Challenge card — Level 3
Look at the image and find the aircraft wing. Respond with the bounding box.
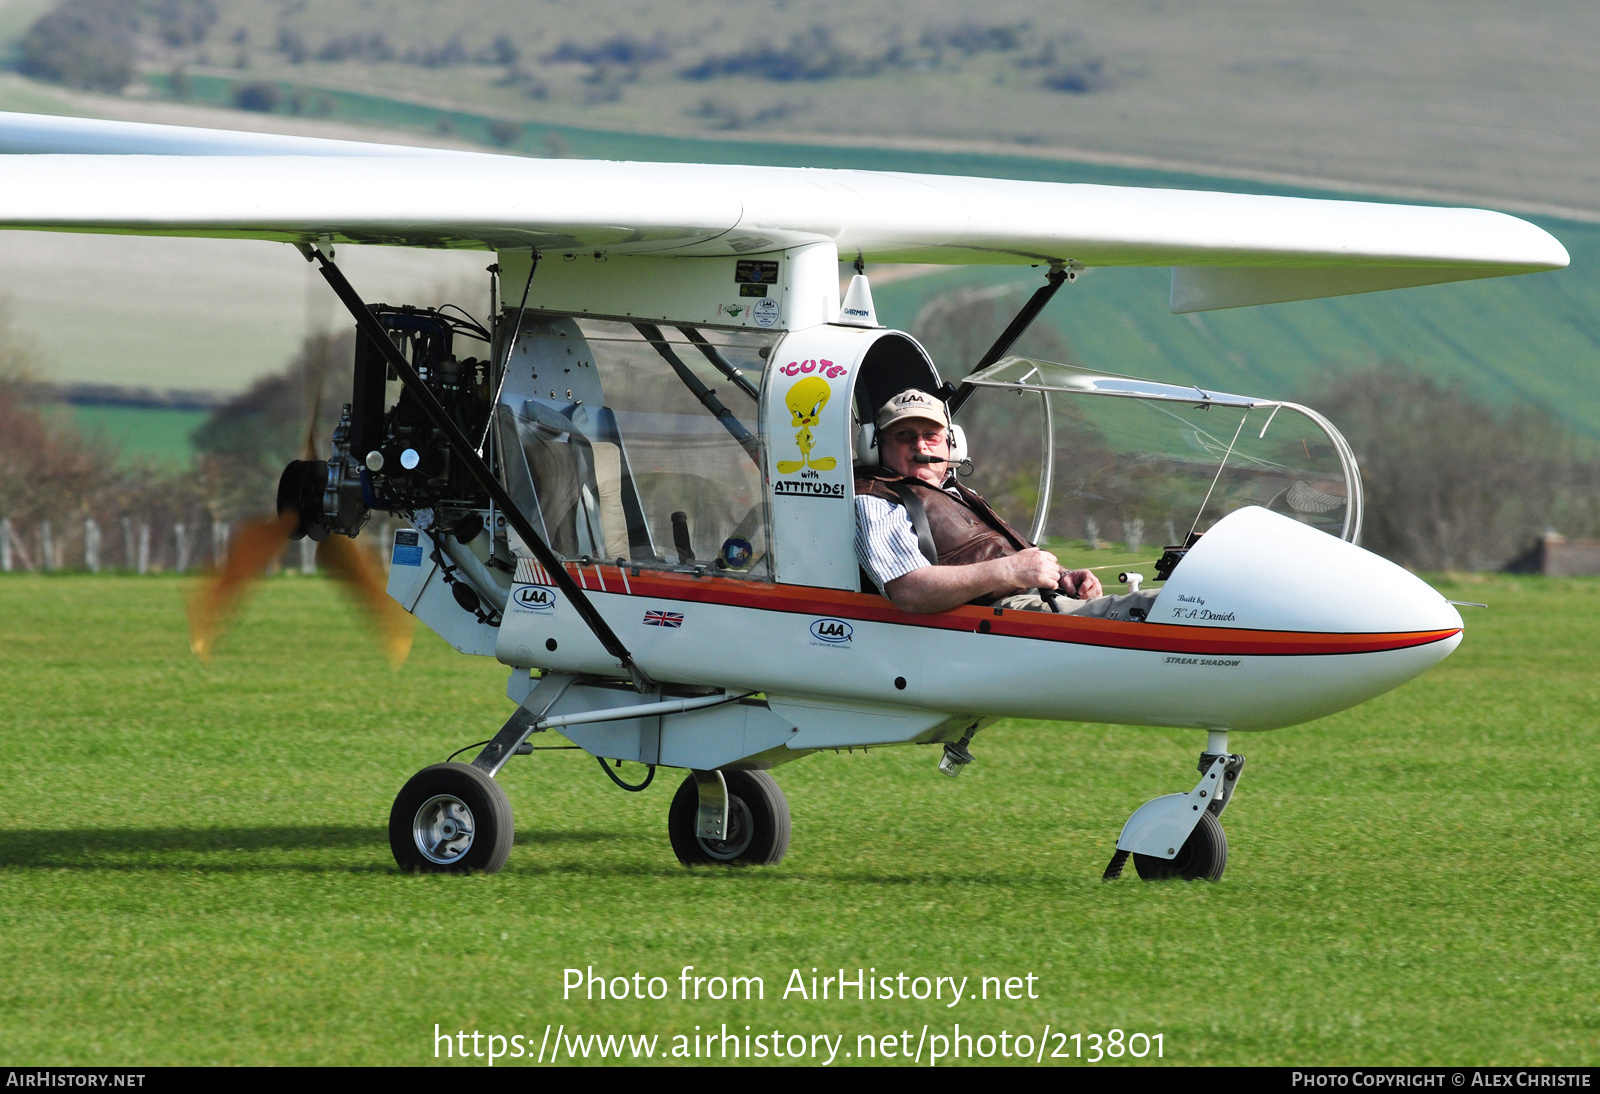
[0,111,1568,311]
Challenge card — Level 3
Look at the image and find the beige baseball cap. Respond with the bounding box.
[875,388,950,432]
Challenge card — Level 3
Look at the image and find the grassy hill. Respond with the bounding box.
[4,64,1599,455]
[56,72,1600,444]
[95,0,1600,218]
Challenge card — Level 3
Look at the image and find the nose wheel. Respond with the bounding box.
[1103,741,1245,882]
[1131,810,1227,881]
[389,762,515,874]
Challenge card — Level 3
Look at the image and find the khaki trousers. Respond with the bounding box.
[991,590,1161,622]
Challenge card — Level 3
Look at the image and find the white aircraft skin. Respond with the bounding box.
[493,507,1461,738]
[0,111,1545,872]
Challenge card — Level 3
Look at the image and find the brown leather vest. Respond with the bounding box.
[855,467,1033,602]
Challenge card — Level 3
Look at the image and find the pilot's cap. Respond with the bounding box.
[875,388,949,432]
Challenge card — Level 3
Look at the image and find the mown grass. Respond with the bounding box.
[0,574,1595,1065]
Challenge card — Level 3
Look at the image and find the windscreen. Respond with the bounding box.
[494,316,777,577]
[957,364,1357,574]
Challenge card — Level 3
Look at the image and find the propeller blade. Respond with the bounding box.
[315,533,415,668]
[186,510,298,661]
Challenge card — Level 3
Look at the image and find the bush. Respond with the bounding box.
[485,119,522,147]
[1042,59,1111,94]
[19,0,136,92]
[19,0,217,91]
[190,331,355,523]
[1305,365,1600,570]
[232,81,280,112]
[681,26,869,82]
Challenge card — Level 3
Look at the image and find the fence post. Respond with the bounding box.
[40,520,54,573]
[84,518,101,573]
[1127,518,1144,554]
[122,517,135,570]
[137,522,150,575]
[299,537,316,575]
[0,517,10,573]
[174,523,190,574]
[212,521,229,568]
[1085,517,1100,550]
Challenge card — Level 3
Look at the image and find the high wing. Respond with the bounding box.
[0,111,1567,311]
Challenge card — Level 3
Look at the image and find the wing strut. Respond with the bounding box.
[634,323,762,462]
[947,264,1072,417]
[675,326,760,401]
[300,244,655,693]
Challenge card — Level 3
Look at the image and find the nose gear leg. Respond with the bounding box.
[1102,733,1246,881]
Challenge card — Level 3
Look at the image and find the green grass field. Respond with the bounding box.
[0,574,1595,1065]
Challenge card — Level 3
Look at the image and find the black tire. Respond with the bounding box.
[668,770,791,866]
[1133,810,1228,881]
[389,762,515,874]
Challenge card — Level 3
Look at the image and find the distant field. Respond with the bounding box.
[0,573,1594,1064]
[67,405,206,467]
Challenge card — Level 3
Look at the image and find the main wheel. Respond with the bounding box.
[668,770,791,866]
[389,762,515,874]
[1133,810,1228,881]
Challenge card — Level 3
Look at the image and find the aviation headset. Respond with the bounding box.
[854,416,968,470]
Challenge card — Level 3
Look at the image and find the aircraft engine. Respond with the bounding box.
[275,304,495,541]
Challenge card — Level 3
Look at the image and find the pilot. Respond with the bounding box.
[855,388,1160,619]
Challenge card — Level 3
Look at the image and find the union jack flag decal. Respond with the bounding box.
[643,610,684,628]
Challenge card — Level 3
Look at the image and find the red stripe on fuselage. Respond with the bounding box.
[555,563,1459,656]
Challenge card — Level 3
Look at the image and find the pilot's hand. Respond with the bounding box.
[1059,569,1102,599]
[1000,548,1062,591]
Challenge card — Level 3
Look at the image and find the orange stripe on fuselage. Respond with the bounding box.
[553,563,1460,657]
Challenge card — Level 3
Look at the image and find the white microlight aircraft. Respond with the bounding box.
[0,111,1568,879]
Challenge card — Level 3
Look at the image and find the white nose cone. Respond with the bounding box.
[1160,506,1462,635]
[836,274,879,327]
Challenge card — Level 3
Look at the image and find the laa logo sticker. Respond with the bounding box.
[809,617,853,646]
[513,586,558,612]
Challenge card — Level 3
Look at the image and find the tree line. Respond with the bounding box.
[2,295,1596,575]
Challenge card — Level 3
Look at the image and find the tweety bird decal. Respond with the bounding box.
[777,376,837,474]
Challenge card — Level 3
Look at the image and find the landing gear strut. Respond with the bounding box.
[1103,730,1246,882]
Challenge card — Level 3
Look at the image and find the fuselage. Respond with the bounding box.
[493,506,1461,734]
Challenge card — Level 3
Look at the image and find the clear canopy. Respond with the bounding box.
[955,356,1362,564]
[493,316,778,577]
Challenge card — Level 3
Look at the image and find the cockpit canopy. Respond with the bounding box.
[494,317,778,577]
[957,356,1362,550]
[493,317,1361,593]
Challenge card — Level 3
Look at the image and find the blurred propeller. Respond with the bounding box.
[187,509,299,661]
[314,534,415,668]
[186,352,413,666]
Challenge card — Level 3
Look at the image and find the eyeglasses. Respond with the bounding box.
[890,429,947,446]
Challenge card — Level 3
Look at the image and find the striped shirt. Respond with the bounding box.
[855,495,930,592]
[856,477,971,592]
